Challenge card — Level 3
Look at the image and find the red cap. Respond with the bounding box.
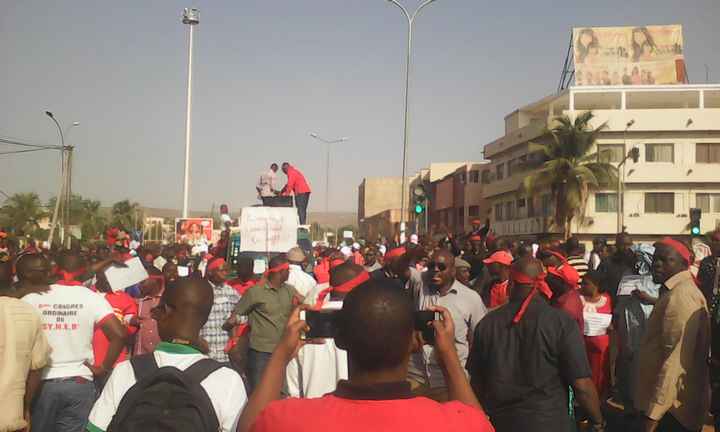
[469,235,483,242]
[207,258,226,272]
[658,237,691,265]
[547,264,580,289]
[483,250,513,266]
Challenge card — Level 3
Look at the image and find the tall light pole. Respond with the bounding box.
[309,133,350,215]
[387,0,439,243]
[181,7,199,218]
[616,119,635,234]
[45,112,79,248]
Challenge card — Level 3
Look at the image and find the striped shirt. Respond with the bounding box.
[567,255,589,282]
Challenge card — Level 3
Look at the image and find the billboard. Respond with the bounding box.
[175,218,213,246]
[573,25,685,86]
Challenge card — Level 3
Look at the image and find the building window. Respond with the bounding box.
[597,144,625,163]
[496,163,505,181]
[481,170,491,184]
[469,205,480,217]
[507,159,515,177]
[504,201,515,220]
[469,170,480,183]
[527,198,536,217]
[541,194,552,217]
[458,172,467,184]
[645,144,674,163]
[494,204,503,221]
[697,193,720,213]
[595,193,618,213]
[645,193,674,213]
[696,143,720,163]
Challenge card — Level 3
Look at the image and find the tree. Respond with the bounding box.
[523,111,618,239]
[111,200,142,230]
[0,192,47,236]
[47,194,107,241]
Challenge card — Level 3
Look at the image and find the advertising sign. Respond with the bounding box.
[573,25,685,86]
[175,218,213,246]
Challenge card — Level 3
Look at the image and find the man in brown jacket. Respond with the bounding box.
[635,237,710,432]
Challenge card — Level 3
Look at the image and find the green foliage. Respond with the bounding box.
[0,192,47,236]
[111,200,142,230]
[523,111,618,239]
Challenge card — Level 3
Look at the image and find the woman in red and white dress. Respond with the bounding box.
[579,270,613,398]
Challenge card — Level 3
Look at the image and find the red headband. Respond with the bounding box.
[547,264,580,289]
[510,268,551,324]
[313,271,370,309]
[659,237,691,265]
[207,258,226,272]
[385,247,406,259]
[264,262,289,276]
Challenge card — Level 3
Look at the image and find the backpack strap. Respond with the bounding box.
[184,358,225,385]
[130,353,159,381]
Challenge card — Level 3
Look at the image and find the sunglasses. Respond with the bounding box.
[428,261,448,272]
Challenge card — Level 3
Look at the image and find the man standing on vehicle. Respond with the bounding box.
[257,163,279,206]
[281,162,312,225]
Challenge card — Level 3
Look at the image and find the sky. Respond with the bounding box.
[2,0,718,213]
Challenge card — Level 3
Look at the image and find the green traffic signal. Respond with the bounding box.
[691,226,701,236]
[415,203,424,214]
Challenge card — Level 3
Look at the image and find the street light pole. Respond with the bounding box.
[181,8,199,218]
[309,133,350,215]
[387,0,439,243]
[46,111,66,249]
[616,119,635,233]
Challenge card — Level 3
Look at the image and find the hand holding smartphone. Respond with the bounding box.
[414,310,441,345]
[300,310,340,339]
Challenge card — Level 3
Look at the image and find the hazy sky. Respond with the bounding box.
[2,0,718,213]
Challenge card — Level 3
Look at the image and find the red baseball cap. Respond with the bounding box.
[483,250,513,266]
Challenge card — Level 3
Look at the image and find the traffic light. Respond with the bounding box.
[690,207,702,236]
[413,185,427,215]
[630,147,640,163]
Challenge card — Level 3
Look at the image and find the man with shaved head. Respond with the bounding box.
[88,277,248,432]
[286,262,367,398]
[467,257,605,432]
[634,238,710,432]
[408,247,487,402]
[237,278,494,432]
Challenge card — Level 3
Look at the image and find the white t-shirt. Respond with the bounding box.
[287,264,317,298]
[285,301,347,398]
[23,284,114,380]
[88,342,247,432]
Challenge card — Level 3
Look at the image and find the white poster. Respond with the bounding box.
[240,207,298,252]
[104,257,149,292]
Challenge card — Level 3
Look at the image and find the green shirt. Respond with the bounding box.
[233,281,297,353]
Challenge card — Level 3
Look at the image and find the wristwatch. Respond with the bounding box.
[590,420,607,432]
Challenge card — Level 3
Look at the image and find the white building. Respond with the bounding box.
[482,84,720,242]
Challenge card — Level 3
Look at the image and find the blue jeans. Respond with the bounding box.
[31,378,96,432]
[246,349,273,394]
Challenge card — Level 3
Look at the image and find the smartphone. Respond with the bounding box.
[300,310,340,339]
[414,310,441,345]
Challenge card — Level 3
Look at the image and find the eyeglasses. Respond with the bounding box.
[428,261,448,272]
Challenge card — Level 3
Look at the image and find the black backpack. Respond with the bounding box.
[107,353,224,432]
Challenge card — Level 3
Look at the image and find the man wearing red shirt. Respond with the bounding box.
[281,162,312,225]
[237,278,495,432]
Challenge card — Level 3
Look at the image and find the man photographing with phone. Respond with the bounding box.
[237,278,495,432]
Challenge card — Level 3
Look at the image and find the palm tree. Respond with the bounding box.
[111,200,142,230]
[79,199,106,241]
[0,192,47,235]
[523,111,618,239]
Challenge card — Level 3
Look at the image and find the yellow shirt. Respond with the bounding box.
[0,297,50,432]
[634,270,710,429]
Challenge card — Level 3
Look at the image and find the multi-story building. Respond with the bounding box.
[483,84,720,242]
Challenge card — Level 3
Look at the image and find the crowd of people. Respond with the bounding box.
[1,221,719,432]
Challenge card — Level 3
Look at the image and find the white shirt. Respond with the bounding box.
[88,342,247,432]
[408,278,487,388]
[23,284,114,380]
[285,301,347,398]
[287,264,317,298]
[257,169,277,197]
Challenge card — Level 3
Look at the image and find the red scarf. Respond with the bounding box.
[511,269,551,324]
[55,269,85,286]
[313,271,370,310]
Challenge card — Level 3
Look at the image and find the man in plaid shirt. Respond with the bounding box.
[200,257,241,363]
